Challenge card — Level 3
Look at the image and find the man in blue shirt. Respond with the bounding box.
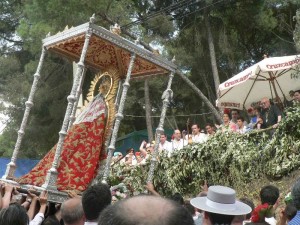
[288,180,300,225]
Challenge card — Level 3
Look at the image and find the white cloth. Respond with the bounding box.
[189,133,207,143]
[185,133,207,143]
[29,213,44,225]
[159,141,172,152]
[84,222,98,225]
[236,126,248,134]
[265,216,276,225]
[171,139,187,152]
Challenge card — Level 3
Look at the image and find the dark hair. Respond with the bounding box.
[237,116,245,122]
[0,203,29,225]
[223,112,232,120]
[240,197,255,220]
[294,90,300,94]
[205,123,213,128]
[98,196,194,225]
[292,180,300,209]
[285,203,297,221]
[183,201,195,216]
[206,211,234,225]
[82,183,112,221]
[160,133,167,138]
[126,148,134,154]
[192,124,200,129]
[170,193,184,205]
[61,198,84,224]
[260,185,279,205]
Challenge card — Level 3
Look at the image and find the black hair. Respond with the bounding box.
[260,185,279,205]
[98,196,194,225]
[237,116,245,122]
[82,183,112,221]
[0,202,29,225]
[206,212,235,225]
[292,179,300,210]
[240,197,255,220]
[285,203,297,221]
[170,193,184,205]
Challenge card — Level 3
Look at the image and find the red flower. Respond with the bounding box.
[251,203,274,223]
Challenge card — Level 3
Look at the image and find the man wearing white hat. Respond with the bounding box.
[190,185,252,225]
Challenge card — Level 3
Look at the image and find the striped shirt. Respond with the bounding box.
[289,211,300,225]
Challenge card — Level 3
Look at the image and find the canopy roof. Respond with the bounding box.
[43,23,177,78]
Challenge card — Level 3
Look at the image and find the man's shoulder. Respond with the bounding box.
[84,222,98,225]
[288,211,300,225]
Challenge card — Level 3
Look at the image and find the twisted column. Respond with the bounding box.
[147,71,175,182]
[67,66,86,131]
[102,52,136,182]
[42,19,94,190]
[2,47,47,180]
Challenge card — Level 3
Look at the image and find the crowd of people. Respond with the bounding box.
[1,179,300,225]
[113,92,300,167]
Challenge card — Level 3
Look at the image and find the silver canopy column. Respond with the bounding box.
[101,48,137,183]
[42,15,95,191]
[2,47,47,181]
[147,67,175,183]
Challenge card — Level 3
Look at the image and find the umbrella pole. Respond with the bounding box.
[268,72,283,110]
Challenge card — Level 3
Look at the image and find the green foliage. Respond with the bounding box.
[110,104,300,197]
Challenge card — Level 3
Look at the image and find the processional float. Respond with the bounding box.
[1,15,177,202]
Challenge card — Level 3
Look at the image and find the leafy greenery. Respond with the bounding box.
[109,104,300,197]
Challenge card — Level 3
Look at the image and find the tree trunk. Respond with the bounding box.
[144,78,154,142]
[204,12,220,96]
[176,69,222,123]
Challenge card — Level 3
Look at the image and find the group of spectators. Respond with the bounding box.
[112,91,300,167]
[2,178,300,225]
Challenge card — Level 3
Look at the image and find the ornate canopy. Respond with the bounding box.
[43,23,177,78]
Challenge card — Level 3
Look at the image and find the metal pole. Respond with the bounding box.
[42,15,95,190]
[2,47,47,180]
[67,66,86,130]
[147,71,175,183]
[102,52,137,182]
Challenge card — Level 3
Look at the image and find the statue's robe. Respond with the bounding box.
[18,94,107,191]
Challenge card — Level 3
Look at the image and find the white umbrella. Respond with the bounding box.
[216,55,300,110]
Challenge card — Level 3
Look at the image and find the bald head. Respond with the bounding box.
[98,196,194,225]
[61,198,85,225]
[261,97,270,109]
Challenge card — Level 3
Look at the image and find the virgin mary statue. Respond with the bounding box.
[18,70,119,192]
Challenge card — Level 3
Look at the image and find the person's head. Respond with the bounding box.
[174,129,181,140]
[61,197,85,225]
[160,134,167,144]
[260,185,280,207]
[261,97,271,109]
[223,113,231,123]
[239,197,255,220]
[0,202,29,225]
[293,90,300,102]
[82,183,112,221]
[289,90,295,98]
[191,124,200,135]
[190,186,251,225]
[236,116,245,129]
[126,148,134,155]
[98,195,194,225]
[205,123,214,135]
[285,203,297,221]
[231,110,239,122]
[292,179,300,210]
[170,193,184,205]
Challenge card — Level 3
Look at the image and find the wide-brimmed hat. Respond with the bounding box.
[190,186,252,216]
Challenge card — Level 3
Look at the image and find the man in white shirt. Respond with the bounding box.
[171,129,187,153]
[159,133,172,154]
[189,124,207,143]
